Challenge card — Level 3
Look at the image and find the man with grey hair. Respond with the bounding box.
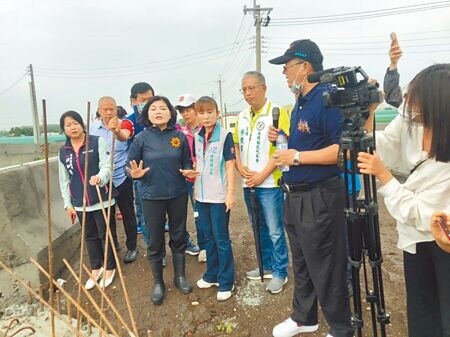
[90,96,138,263]
[233,71,290,294]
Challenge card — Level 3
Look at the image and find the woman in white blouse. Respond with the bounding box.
[358,63,450,337]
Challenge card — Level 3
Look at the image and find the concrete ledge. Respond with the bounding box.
[0,143,62,168]
[0,158,81,310]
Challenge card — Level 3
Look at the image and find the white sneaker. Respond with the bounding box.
[246,267,273,280]
[217,285,234,301]
[85,267,103,290]
[197,278,219,289]
[272,317,318,337]
[198,250,207,263]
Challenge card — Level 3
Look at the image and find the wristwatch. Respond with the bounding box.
[292,151,301,166]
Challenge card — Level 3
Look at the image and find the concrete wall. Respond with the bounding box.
[0,143,62,168]
[0,158,81,310]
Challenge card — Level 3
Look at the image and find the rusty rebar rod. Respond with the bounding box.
[95,184,139,336]
[41,99,56,337]
[29,258,119,337]
[4,318,36,337]
[63,259,135,336]
[0,260,83,337]
[98,132,117,337]
[26,281,33,304]
[76,101,91,331]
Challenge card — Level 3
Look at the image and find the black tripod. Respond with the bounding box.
[341,129,390,337]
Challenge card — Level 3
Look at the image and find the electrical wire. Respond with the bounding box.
[265,29,450,42]
[0,73,27,96]
[267,42,450,51]
[226,97,244,107]
[272,1,450,21]
[267,35,450,46]
[222,48,254,93]
[270,2,450,26]
[35,40,249,74]
[220,14,247,74]
[35,47,250,79]
[265,46,450,56]
[222,20,255,79]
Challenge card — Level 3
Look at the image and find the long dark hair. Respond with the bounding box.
[59,111,86,138]
[405,63,450,162]
[141,96,177,127]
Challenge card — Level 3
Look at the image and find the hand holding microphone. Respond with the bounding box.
[271,107,280,146]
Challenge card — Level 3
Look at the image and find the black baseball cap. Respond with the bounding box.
[269,39,323,71]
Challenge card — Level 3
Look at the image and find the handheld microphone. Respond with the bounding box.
[272,106,280,146]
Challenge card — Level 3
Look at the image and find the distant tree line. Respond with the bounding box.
[7,124,61,137]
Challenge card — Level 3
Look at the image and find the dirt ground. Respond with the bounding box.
[60,180,407,337]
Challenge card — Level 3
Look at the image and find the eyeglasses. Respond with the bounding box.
[239,84,264,94]
[283,62,304,72]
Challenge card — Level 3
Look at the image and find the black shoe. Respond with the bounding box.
[123,249,137,263]
[162,256,167,268]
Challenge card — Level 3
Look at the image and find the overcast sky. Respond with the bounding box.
[0,0,449,130]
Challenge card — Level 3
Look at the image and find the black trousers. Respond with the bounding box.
[283,178,353,337]
[404,241,450,337]
[77,209,116,270]
[142,193,188,262]
[115,177,137,251]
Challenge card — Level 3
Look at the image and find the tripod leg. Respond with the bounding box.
[345,151,365,337]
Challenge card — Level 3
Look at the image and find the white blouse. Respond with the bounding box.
[376,114,450,254]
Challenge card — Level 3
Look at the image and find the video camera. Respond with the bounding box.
[308,66,382,131]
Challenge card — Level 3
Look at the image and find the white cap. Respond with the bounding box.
[175,93,196,110]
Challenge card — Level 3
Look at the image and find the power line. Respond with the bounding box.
[227,97,244,107]
[265,46,450,56]
[271,1,450,21]
[222,20,255,79]
[267,42,450,51]
[270,2,450,26]
[35,47,250,79]
[222,48,254,93]
[220,14,247,74]
[0,73,27,96]
[35,40,250,74]
[265,29,450,42]
[267,35,450,46]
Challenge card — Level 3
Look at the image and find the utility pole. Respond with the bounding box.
[244,1,272,72]
[27,64,40,145]
[223,103,228,130]
[216,75,224,127]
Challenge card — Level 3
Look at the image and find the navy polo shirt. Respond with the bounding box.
[283,84,342,184]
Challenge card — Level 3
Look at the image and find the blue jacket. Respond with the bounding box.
[127,126,193,200]
[59,135,111,208]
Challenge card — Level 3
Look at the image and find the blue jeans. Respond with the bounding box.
[197,202,234,291]
[243,187,288,279]
[186,181,204,249]
[134,180,150,246]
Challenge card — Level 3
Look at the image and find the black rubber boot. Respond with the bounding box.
[172,253,192,294]
[150,260,165,305]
